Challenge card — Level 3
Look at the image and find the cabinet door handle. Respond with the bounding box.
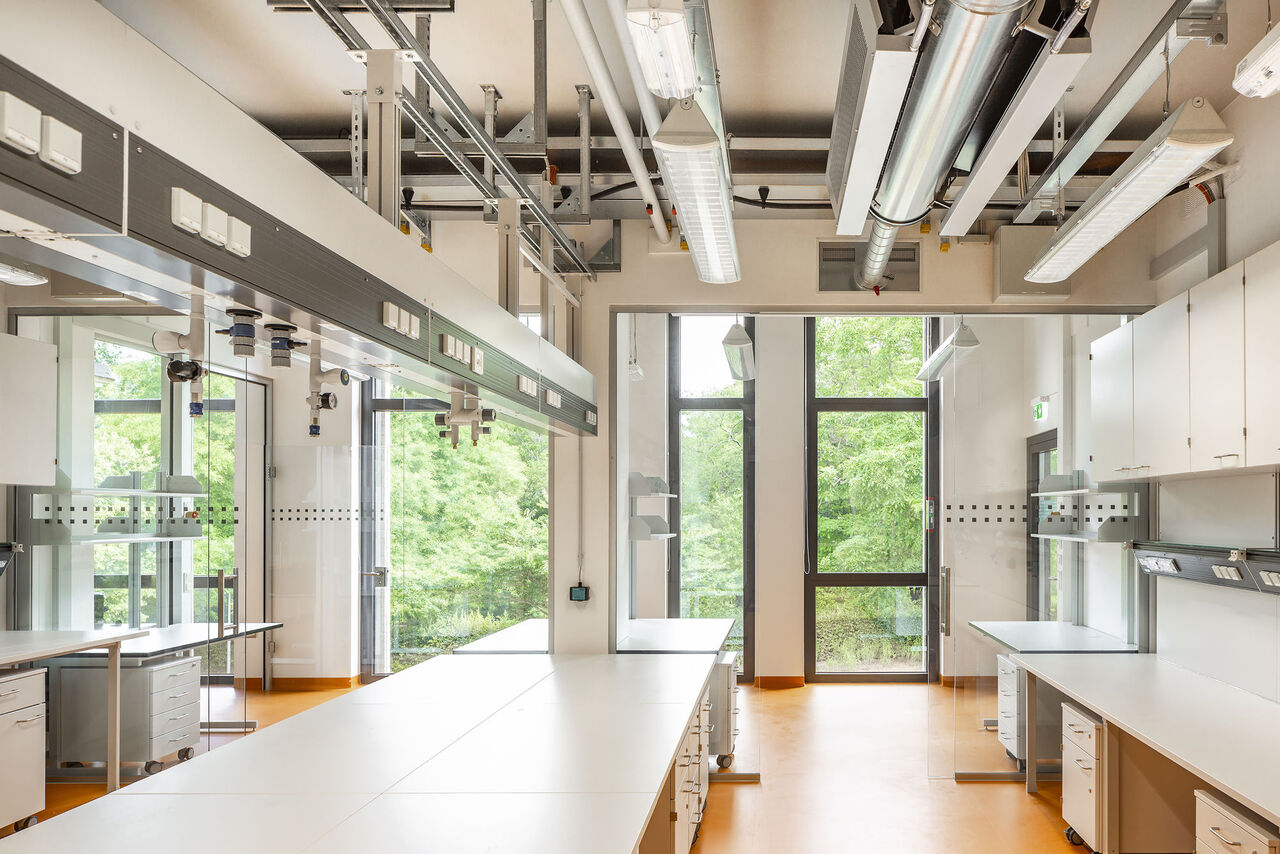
[1213,454,1240,460]
[1209,827,1242,847]
[1067,724,1085,734]
[16,713,45,724]
[1073,758,1092,772]
[0,688,20,698]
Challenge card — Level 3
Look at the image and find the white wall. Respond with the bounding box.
[752,317,806,678]
[623,314,671,621]
[268,367,361,680]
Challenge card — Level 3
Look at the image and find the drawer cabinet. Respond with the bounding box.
[708,650,738,767]
[53,655,202,769]
[0,669,47,831]
[1061,703,1102,852]
[1196,790,1280,854]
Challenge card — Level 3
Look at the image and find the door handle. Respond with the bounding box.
[940,565,951,637]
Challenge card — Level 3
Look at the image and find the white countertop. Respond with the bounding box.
[1,652,716,853]
[107,622,282,658]
[453,618,548,653]
[969,620,1137,654]
[0,628,149,667]
[617,618,736,654]
[1012,653,1280,827]
[453,617,736,655]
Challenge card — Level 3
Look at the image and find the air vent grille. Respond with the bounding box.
[817,240,920,292]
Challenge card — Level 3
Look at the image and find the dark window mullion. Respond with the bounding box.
[815,397,927,413]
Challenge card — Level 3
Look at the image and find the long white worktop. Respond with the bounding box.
[0,628,149,667]
[72,622,284,658]
[0,652,717,853]
[454,617,735,655]
[970,620,1137,654]
[1012,653,1280,827]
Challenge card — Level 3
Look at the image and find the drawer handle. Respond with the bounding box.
[0,688,21,697]
[682,782,702,794]
[1073,758,1092,772]
[1000,713,1013,718]
[15,713,45,724]
[1067,724,1086,734]
[168,736,189,743]
[1213,454,1240,459]
[168,691,191,700]
[167,714,188,722]
[1209,827,1242,847]
[732,728,741,736]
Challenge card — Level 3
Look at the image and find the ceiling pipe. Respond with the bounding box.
[858,0,1031,289]
[559,0,672,243]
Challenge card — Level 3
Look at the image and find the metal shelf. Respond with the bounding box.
[55,487,207,498]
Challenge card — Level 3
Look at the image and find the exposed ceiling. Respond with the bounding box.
[100,0,1266,145]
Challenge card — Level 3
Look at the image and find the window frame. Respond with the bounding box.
[667,314,756,684]
[803,316,941,683]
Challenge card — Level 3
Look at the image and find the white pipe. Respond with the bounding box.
[606,0,663,137]
[559,0,672,242]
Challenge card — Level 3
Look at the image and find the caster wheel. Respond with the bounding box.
[64,761,85,768]
[13,816,37,832]
[1065,827,1084,846]
[716,754,734,769]
[178,747,195,761]
[144,760,164,775]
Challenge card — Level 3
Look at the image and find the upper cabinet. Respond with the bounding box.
[1245,241,1280,468]
[1189,262,1245,471]
[1089,323,1133,481]
[0,333,56,486]
[1132,294,1189,477]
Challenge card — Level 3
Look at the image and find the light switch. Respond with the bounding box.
[170,188,202,233]
[544,389,562,408]
[0,92,40,154]
[408,314,420,340]
[200,203,228,246]
[383,302,399,330]
[226,217,252,257]
[38,115,81,174]
[471,346,484,375]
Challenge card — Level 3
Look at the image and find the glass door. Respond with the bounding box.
[804,317,935,681]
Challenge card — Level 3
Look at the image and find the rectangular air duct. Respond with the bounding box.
[825,0,914,237]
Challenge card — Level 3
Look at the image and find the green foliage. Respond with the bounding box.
[386,412,548,670]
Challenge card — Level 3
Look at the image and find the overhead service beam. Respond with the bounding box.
[356,0,594,276]
[1013,0,1222,223]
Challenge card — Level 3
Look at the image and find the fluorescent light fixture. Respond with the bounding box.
[826,1,915,236]
[0,258,48,287]
[626,0,698,99]
[916,320,979,382]
[653,101,740,284]
[1026,97,1232,284]
[941,40,1091,236]
[722,322,755,381]
[1233,24,1280,98]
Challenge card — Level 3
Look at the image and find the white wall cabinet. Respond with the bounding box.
[1132,294,1189,477]
[1090,324,1133,480]
[1245,240,1280,468]
[1190,262,1246,471]
[0,332,56,486]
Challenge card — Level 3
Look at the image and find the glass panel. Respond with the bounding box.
[93,340,164,487]
[193,371,239,679]
[814,586,924,673]
[678,315,743,398]
[817,411,924,573]
[814,316,924,398]
[384,408,549,671]
[677,409,744,657]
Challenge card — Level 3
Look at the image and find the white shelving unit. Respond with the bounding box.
[1031,470,1145,544]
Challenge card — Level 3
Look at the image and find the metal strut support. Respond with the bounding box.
[356,0,594,277]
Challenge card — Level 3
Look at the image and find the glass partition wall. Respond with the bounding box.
[11,313,265,779]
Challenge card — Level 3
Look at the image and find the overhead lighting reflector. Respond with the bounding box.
[722,322,755,381]
[1025,97,1232,284]
[0,258,48,287]
[626,0,698,99]
[916,320,979,382]
[1233,24,1280,98]
[653,100,740,284]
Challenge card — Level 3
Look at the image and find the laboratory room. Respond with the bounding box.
[2,1,1280,853]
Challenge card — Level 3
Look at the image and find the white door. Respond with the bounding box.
[1246,240,1280,467]
[1089,324,1133,480]
[1189,262,1245,471]
[1132,295,1190,477]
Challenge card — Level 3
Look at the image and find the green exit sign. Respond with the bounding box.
[1032,398,1049,423]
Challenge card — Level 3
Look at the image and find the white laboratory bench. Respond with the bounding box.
[1015,653,1280,850]
[969,620,1137,654]
[0,628,148,801]
[0,652,718,853]
[75,622,284,658]
[453,617,735,655]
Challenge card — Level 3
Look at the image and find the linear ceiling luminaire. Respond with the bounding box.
[940,38,1092,237]
[826,0,915,236]
[0,258,48,286]
[1233,24,1280,98]
[653,100,740,284]
[1025,97,1232,284]
[916,320,979,382]
[626,0,698,99]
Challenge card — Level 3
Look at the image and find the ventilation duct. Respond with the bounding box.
[857,0,1031,289]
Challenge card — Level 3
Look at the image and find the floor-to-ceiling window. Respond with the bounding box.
[668,315,755,680]
[364,384,550,673]
[805,317,939,681]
